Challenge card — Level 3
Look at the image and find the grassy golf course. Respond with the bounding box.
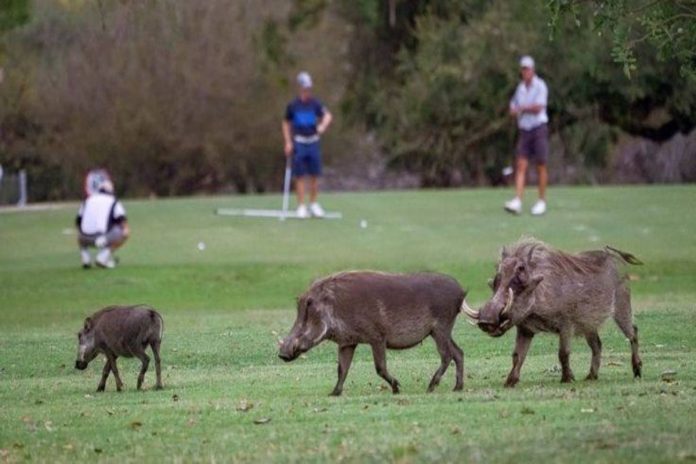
[1,185,695,463]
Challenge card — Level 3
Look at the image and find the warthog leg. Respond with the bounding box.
[505,327,534,388]
[613,286,642,378]
[584,332,602,380]
[559,329,575,383]
[151,340,163,390]
[449,337,464,391]
[370,342,400,394]
[97,359,112,392]
[330,344,357,396]
[427,331,454,393]
[135,351,150,390]
[105,352,124,391]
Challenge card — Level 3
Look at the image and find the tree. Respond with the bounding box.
[548,0,696,78]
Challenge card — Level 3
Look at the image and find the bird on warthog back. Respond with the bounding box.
[278,271,470,396]
[462,238,643,387]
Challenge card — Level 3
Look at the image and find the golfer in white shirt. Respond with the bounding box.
[505,55,549,216]
[76,179,129,269]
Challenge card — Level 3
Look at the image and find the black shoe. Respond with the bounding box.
[82,264,92,270]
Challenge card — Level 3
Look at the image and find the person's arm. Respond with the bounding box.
[520,82,547,114]
[112,201,129,237]
[75,203,84,229]
[317,109,332,135]
[519,103,545,114]
[509,90,520,117]
[282,120,293,157]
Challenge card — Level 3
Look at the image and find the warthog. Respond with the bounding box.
[462,239,643,387]
[278,271,468,396]
[75,305,164,391]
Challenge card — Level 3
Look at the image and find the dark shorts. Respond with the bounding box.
[78,225,125,248]
[293,141,322,177]
[516,124,549,165]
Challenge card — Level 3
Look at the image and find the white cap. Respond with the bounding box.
[99,179,114,194]
[519,55,535,69]
[297,71,312,89]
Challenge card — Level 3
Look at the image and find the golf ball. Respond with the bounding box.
[360,220,368,229]
[197,241,206,251]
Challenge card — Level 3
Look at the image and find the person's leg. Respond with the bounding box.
[535,124,549,202]
[536,164,547,201]
[515,156,528,199]
[307,142,325,217]
[106,226,128,251]
[77,234,94,268]
[295,177,306,205]
[309,176,318,204]
[292,142,308,208]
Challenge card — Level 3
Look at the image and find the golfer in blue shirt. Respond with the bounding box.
[282,72,333,218]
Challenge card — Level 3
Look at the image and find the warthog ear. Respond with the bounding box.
[527,275,543,291]
[526,245,539,266]
[500,246,509,260]
[83,317,93,331]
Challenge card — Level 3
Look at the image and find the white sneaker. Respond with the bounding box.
[96,248,116,269]
[309,202,325,218]
[504,197,522,215]
[531,200,547,216]
[296,204,309,219]
[80,248,92,269]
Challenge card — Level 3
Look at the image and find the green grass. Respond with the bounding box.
[1,185,695,463]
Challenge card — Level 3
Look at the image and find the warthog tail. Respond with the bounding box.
[605,246,643,265]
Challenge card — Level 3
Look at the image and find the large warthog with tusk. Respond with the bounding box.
[462,238,643,387]
[278,271,469,396]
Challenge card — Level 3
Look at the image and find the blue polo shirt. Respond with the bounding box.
[285,97,325,137]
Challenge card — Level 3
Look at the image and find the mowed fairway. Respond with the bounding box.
[1,185,695,463]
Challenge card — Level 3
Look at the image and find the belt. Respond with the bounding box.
[293,134,320,144]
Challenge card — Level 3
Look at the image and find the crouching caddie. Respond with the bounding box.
[76,179,129,269]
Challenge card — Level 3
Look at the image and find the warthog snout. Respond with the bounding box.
[75,360,88,370]
[462,288,514,337]
[278,337,300,362]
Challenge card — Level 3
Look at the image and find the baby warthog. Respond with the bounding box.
[278,271,468,396]
[75,305,164,392]
[462,238,643,387]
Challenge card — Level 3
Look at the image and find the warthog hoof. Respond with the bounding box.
[391,381,400,394]
[633,362,642,378]
[453,384,463,392]
[155,384,164,391]
[96,386,105,392]
[329,389,342,397]
[585,372,598,381]
[560,374,575,383]
[504,377,519,388]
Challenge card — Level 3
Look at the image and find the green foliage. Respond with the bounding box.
[0,0,29,33]
[548,0,696,78]
[342,0,696,186]
[1,187,696,461]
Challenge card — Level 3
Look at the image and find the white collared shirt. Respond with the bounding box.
[510,75,548,130]
[78,192,126,234]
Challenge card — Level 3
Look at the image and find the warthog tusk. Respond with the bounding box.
[466,319,478,326]
[500,319,511,329]
[501,288,514,315]
[460,299,479,319]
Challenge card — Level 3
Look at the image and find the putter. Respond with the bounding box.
[280,156,292,221]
